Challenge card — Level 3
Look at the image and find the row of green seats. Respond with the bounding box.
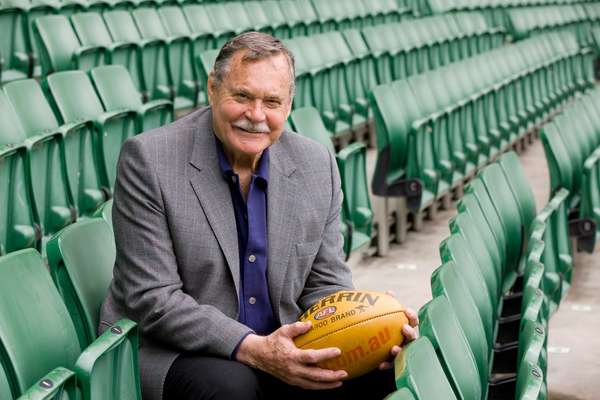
[370,31,593,217]
[541,86,600,251]
[288,106,374,257]
[0,238,140,400]
[506,5,592,44]
[0,65,173,256]
[389,152,571,399]
[419,0,593,15]
[0,0,412,87]
[361,12,505,84]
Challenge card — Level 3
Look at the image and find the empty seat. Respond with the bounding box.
[70,12,143,94]
[0,249,140,400]
[46,218,116,349]
[93,199,113,228]
[419,296,482,400]
[90,65,174,133]
[4,79,106,217]
[0,87,74,246]
[33,14,106,77]
[45,70,137,189]
[394,337,458,400]
[0,0,31,83]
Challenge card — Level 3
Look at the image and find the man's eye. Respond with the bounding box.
[265,100,281,108]
[235,93,249,101]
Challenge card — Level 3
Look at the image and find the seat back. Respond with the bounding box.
[47,219,116,350]
[289,107,335,153]
[394,337,458,400]
[0,249,81,395]
[70,12,112,47]
[90,65,143,111]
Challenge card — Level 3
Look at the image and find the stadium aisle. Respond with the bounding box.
[353,138,600,399]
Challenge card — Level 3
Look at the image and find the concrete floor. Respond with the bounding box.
[352,138,600,399]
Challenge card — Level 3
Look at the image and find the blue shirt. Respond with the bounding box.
[216,139,278,337]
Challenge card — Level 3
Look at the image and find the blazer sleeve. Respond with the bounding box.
[297,148,354,310]
[111,137,252,357]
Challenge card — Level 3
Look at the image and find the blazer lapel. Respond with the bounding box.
[267,138,298,321]
[188,111,240,296]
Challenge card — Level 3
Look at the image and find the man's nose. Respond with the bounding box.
[245,100,266,122]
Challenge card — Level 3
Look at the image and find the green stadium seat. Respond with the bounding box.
[419,296,482,400]
[287,0,320,36]
[195,48,219,104]
[180,5,216,51]
[46,218,116,349]
[337,142,374,253]
[243,2,273,35]
[45,70,137,190]
[276,0,306,38]
[260,1,291,39]
[394,337,458,400]
[93,199,113,228]
[103,10,171,103]
[540,122,575,205]
[430,262,489,391]
[203,3,238,48]
[0,249,140,400]
[70,12,143,95]
[33,15,107,77]
[289,107,334,152]
[385,388,416,400]
[0,105,39,255]
[581,150,600,243]
[90,65,174,133]
[132,7,198,110]
[516,361,544,400]
[0,88,73,246]
[0,0,31,83]
[341,29,377,119]
[4,79,106,218]
[439,234,494,346]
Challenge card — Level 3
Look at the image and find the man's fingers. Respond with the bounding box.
[295,364,347,383]
[294,378,344,391]
[378,361,393,370]
[296,347,342,364]
[402,324,418,342]
[390,345,401,356]
[281,321,312,338]
[404,307,419,327]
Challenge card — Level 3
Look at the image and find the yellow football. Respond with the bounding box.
[294,290,408,380]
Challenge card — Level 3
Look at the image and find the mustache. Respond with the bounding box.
[233,118,270,134]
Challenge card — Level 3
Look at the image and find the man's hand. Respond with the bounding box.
[235,321,348,389]
[378,291,419,370]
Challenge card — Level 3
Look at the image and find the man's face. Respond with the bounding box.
[208,51,293,162]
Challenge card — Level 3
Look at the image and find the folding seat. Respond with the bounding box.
[370,82,435,213]
[430,262,490,392]
[93,199,113,228]
[70,12,143,97]
[439,234,495,345]
[103,10,171,103]
[132,7,198,110]
[0,0,31,83]
[180,4,216,53]
[4,79,106,218]
[46,218,115,349]
[33,15,107,77]
[385,388,416,400]
[90,65,174,133]
[0,249,140,400]
[0,87,73,249]
[242,1,273,36]
[203,3,239,49]
[342,29,378,120]
[289,107,335,151]
[283,0,320,36]
[580,150,600,243]
[284,37,313,111]
[540,122,575,200]
[0,107,39,256]
[419,296,482,400]
[259,1,291,39]
[337,143,373,253]
[361,24,395,84]
[45,70,137,189]
[195,48,219,101]
[516,361,544,400]
[269,0,304,38]
[311,0,340,32]
[344,0,369,29]
[394,337,459,400]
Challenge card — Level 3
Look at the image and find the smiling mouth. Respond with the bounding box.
[234,126,268,134]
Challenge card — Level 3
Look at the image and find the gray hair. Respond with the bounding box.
[211,31,296,98]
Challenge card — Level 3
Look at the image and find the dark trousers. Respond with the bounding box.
[163,354,396,400]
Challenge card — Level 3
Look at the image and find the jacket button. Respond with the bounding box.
[248,254,256,263]
[248,297,257,305]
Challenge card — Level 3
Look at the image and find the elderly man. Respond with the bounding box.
[99,32,417,400]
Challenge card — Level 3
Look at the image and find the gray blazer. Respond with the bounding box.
[99,107,354,400]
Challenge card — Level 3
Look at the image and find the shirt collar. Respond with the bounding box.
[215,137,270,186]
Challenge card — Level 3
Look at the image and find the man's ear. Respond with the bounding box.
[207,73,216,105]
